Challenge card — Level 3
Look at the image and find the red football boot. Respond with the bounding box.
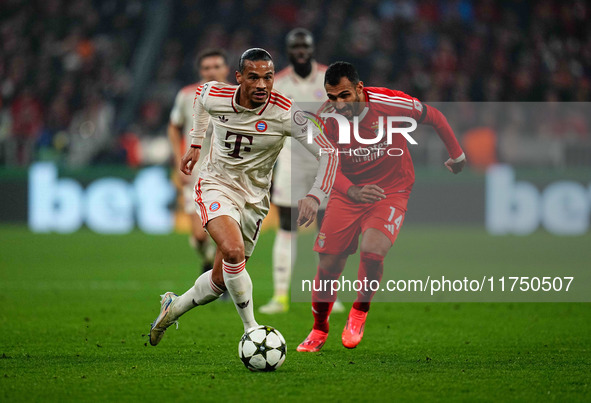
[297,329,328,352]
[342,308,368,349]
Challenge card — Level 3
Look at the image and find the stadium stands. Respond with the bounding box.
[1,0,589,167]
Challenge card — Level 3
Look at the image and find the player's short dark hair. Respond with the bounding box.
[196,48,228,68]
[238,48,273,73]
[286,28,314,47]
[324,61,360,87]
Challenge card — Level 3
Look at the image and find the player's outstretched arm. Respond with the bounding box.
[444,156,466,174]
[181,82,211,176]
[419,104,466,174]
[180,146,200,175]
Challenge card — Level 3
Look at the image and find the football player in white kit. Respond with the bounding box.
[259,29,344,314]
[149,48,338,346]
[168,49,229,273]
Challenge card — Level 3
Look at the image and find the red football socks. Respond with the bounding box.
[312,266,341,333]
[352,252,384,313]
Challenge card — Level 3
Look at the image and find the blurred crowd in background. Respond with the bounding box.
[1,0,590,168]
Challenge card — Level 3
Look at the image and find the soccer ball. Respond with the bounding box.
[238,325,286,372]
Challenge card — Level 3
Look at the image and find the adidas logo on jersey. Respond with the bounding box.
[218,115,228,122]
[384,224,396,235]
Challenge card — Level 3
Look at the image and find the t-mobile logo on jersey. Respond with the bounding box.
[225,132,253,159]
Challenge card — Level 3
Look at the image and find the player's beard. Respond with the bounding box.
[291,55,312,78]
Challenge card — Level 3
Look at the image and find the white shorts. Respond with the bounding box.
[194,179,269,257]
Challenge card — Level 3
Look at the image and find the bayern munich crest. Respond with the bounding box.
[255,121,267,132]
[209,201,221,212]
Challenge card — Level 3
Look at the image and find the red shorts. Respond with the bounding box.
[314,192,408,255]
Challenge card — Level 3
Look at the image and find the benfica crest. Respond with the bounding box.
[317,233,326,248]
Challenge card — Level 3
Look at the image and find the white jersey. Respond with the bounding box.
[170,82,211,173]
[274,61,328,170]
[190,81,337,204]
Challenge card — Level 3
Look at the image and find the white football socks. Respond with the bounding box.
[272,229,296,298]
[172,270,223,317]
[223,259,258,331]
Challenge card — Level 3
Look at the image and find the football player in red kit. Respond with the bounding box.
[297,62,466,352]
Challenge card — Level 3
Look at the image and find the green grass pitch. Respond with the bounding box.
[0,225,589,402]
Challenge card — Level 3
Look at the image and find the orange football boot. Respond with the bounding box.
[297,329,328,352]
[342,308,368,349]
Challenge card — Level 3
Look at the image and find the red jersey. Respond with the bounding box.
[320,87,463,197]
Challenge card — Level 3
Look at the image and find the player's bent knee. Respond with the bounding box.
[360,251,385,265]
[319,253,347,274]
[360,245,389,257]
[360,229,392,256]
[221,245,245,264]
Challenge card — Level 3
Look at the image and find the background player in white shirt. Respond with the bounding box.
[168,49,230,273]
[149,48,338,346]
[260,29,344,314]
